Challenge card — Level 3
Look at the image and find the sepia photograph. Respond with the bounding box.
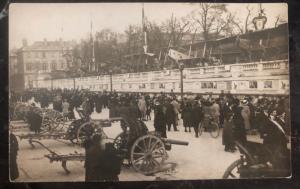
[8,2,290,182]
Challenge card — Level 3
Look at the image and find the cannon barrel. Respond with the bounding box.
[162,138,189,146]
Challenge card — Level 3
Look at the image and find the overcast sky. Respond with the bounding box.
[9,3,288,49]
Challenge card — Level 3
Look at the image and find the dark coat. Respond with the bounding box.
[261,118,289,168]
[27,110,42,133]
[191,105,203,127]
[222,119,234,146]
[95,94,103,113]
[10,133,19,180]
[182,103,193,128]
[85,142,121,182]
[154,105,167,138]
[40,94,49,108]
[165,103,176,124]
[85,143,103,181]
[232,106,246,144]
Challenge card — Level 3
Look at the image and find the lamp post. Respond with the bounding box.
[109,70,113,92]
[179,62,184,102]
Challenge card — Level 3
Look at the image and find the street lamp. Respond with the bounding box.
[109,69,113,92]
[179,62,184,102]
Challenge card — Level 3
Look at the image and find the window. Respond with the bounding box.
[249,81,257,89]
[129,84,132,88]
[159,83,165,89]
[42,52,46,58]
[51,60,57,70]
[140,83,146,89]
[264,81,272,88]
[26,63,32,71]
[201,82,217,89]
[42,62,47,71]
[150,83,155,89]
[61,62,64,69]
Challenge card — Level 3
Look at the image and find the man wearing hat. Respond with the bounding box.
[240,99,251,131]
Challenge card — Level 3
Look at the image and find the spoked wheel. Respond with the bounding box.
[41,116,52,132]
[198,122,204,136]
[76,122,97,145]
[52,115,66,131]
[67,123,78,144]
[113,132,129,150]
[209,121,220,138]
[222,159,242,179]
[130,135,167,175]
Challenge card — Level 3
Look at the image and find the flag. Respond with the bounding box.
[168,49,190,61]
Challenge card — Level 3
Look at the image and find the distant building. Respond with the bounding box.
[13,39,76,89]
[9,49,24,92]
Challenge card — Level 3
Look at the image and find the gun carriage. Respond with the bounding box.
[43,113,189,175]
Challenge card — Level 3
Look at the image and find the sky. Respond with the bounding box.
[9,3,288,50]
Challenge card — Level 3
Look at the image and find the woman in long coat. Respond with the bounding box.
[182,101,193,132]
[191,100,203,137]
[154,104,167,138]
[232,100,247,144]
[222,102,236,152]
[240,100,251,131]
[165,100,177,131]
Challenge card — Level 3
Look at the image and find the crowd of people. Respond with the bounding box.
[10,88,290,142]
[9,88,290,180]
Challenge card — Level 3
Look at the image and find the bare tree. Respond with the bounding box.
[162,14,193,46]
[190,3,233,40]
[230,4,254,34]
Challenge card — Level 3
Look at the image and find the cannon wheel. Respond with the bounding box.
[222,159,242,179]
[130,135,167,175]
[76,122,96,145]
[113,132,129,150]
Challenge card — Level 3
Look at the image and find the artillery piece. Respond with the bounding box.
[44,113,189,175]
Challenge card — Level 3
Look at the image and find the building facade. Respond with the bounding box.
[14,39,75,89]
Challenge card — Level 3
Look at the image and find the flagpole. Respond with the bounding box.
[142,3,148,68]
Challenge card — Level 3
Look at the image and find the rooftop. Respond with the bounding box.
[22,39,76,51]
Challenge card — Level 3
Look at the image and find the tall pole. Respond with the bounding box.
[179,62,184,103]
[73,78,75,89]
[109,70,113,92]
[142,3,148,67]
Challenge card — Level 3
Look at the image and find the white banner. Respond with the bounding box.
[168,49,190,61]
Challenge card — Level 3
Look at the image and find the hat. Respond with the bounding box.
[241,99,248,105]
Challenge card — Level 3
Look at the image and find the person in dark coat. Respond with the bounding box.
[232,99,247,144]
[165,100,178,131]
[191,100,203,138]
[53,94,63,112]
[95,93,103,113]
[85,134,102,181]
[154,103,167,138]
[99,143,122,181]
[182,101,193,132]
[261,109,289,169]
[222,101,236,152]
[82,97,93,118]
[10,132,19,180]
[27,105,43,133]
[40,93,49,108]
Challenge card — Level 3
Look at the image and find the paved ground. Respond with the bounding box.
[11,108,241,182]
